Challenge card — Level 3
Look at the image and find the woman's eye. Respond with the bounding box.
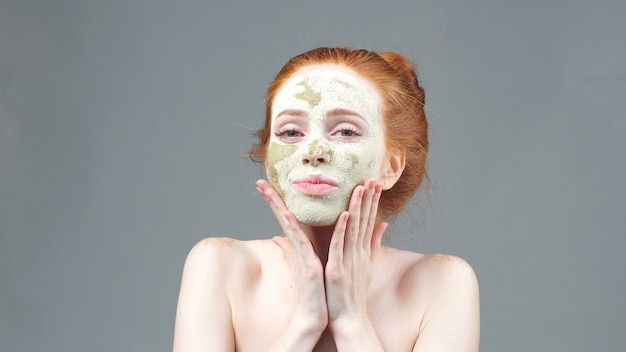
[339,129,355,137]
[276,129,303,138]
[333,128,360,138]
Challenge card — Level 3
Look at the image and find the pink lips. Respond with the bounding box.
[291,175,339,196]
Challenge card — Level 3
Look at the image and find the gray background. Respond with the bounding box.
[1,0,624,351]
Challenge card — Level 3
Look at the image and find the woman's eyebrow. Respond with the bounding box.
[276,109,308,119]
[326,108,366,121]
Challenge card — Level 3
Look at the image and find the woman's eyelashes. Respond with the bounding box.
[274,121,305,140]
[275,128,304,141]
[331,126,361,138]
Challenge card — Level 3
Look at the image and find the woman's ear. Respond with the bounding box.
[380,149,406,190]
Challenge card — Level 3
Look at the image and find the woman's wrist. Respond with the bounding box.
[291,310,328,336]
[329,314,384,351]
[329,313,368,335]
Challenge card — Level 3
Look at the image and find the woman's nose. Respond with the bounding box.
[302,153,328,166]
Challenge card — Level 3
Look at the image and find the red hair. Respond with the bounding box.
[250,47,428,219]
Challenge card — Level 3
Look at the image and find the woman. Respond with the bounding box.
[173,47,480,351]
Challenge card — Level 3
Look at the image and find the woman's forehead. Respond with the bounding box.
[271,67,382,119]
[281,64,380,98]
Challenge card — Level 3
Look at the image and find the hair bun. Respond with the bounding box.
[378,52,425,104]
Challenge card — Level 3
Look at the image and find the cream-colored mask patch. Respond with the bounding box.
[267,67,385,225]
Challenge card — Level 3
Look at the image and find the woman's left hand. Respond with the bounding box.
[324,178,387,328]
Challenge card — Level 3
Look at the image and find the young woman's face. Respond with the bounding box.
[267,66,386,225]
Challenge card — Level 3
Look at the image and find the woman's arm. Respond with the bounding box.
[173,238,236,352]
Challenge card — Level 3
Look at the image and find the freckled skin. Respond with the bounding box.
[295,80,321,108]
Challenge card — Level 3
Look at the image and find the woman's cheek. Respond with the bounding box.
[337,143,380,182]
[266,142,298,198]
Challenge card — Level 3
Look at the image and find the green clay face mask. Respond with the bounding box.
[267,67,385,225]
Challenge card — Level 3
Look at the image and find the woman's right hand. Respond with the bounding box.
[256,180,329,338]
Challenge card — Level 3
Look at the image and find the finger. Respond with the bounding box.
[256,180,290,231]
[363,181,383,250]
[272,235,289,249]
[344,185,364,261]
[256,180,310,261]
[328,211,349,265]
[258,180,316,259]
[256,180,283,214]
[358,179,376,248]
[256,180,284,209]
[255,179,272,194]
[272,235,291,257]
[273,235,300,271]
[283,210,316,260]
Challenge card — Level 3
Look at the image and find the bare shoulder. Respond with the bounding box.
[414,253,479,308]
[175,237,275,351]
[183,237,275,271]
[383,248,480,351]
[414,253,478,288]
[383,248,478,292]
[187,237,237,257]
[182,237,237,272]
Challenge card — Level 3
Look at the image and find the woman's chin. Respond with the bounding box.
[282,189,350,226]
[289,202,345,226]
[292,211,341,226]
[295,214,338,226]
